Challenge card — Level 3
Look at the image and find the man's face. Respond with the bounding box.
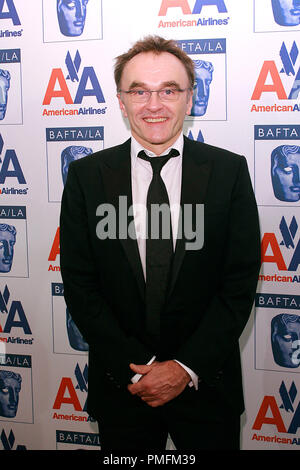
[117,52,193,155]
[272,317,300,368]
[271,146,300,202]
[0,376,21,418]
[0,230,15,273]
[191,64,213,116]
[272,0,300,26]
[0,73,10,121]
[57,0,89,37]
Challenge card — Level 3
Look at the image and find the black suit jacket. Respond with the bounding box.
[60,136,261,422]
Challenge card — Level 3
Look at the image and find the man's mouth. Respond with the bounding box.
[143,117,168,123]
[291,9,300,15]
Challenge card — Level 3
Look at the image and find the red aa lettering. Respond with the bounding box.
[251,61,288,100]
[253,396,287,433]
[158,0,192,15]
[48,227,60,262]
[43,69,73,105]
[53,377,82,411]
[261,233,287,271]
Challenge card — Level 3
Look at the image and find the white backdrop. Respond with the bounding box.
[0,0,299,450]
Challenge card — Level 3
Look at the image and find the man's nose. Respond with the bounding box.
[146,91,164,110]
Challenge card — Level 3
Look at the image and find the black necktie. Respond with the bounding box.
[138,148,180,343]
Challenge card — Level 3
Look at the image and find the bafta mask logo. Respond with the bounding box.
[57,0,89,37]
[271,145,300,202]
[271,0,300,27]
[0,69,11,121]
[0,370,22,418]
[191,60,214,117]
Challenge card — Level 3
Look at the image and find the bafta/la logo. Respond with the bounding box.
[43,50,105,106]
[0,429,26,450]
[53,363,88,413]
[253,381,300,435]
[252,41,300,101]
[0,285,31,334]
[0,133,26,186]
[261,216,300,272]
[0,0,21,25]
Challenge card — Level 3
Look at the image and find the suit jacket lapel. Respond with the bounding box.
[168,136,212,299]
[98,136,212,303]
[99,139,145,301]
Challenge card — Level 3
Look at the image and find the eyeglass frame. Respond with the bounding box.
[117,87,193,103]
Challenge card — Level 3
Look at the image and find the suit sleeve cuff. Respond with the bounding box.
[174,360,199,390]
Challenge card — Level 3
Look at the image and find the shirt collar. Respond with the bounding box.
[131,133,183,170]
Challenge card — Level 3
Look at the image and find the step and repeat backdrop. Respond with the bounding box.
[0,0,299,451]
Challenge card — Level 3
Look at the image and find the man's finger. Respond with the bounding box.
[129,363,154,374]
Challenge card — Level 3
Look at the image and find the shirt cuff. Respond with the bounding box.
[174,360,199,390]
[131,356,156,383]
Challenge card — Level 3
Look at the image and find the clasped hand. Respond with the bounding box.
[127,360,190,407]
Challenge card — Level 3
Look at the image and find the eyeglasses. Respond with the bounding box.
[118,87,192,103]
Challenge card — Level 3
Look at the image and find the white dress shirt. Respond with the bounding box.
[130,134,198,390]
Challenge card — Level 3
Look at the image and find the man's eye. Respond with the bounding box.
[283,166,293,173]
[0,388,9,394]
[163,89,175,95]
[133,90,146,96]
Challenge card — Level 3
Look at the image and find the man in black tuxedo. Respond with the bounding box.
[60,36,261,450]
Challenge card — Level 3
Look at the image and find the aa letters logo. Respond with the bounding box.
[254,125,300,206]
[0,0,23,38]
[177,38,227,121]
[260,213,300,283]
[0,49,23,125]
[254,0,300,33]
[43,50,107,117]
[0,285,33,345]
[254,293,300,372]
[53,362,95,423]
[252,381,300,446]
[0,134,27,196]
[158,0,230,29]
[42,0,103,43]
[251,40,300,113]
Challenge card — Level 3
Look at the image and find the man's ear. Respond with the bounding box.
[186,89,193,116]
[117,94,128,118]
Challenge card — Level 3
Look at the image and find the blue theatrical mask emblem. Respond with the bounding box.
[0,370,22,418]
[61,145,93,186]
[271,314,300,368]
[57,0,89,37]
[66,308,89,351]
[191,60,214,117]
[0,69,11,121]
[271,0,300,26]
[271,145,300,202]
[0,224,16,273]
